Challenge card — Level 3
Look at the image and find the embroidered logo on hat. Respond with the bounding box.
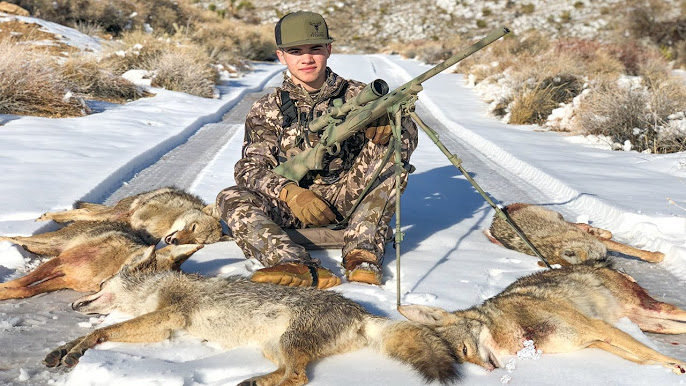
[275,11,334,48]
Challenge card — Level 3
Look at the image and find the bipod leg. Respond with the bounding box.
[408,111,551,268]
[393,110,405,306]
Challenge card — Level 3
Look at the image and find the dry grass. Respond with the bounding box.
[101,30,173,75]
[191,20,276,65]
[0,39,84,117]
[61,55,145,103]
[389,36,464,64]
[577,75,686,153]
[458,31,550,84]
[509,85,560,125]
[149,46,219,98]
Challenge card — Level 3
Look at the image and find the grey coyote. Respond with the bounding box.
[400,259,686,375]
[37,187,225,245]
[487,203,664,265]
[43,251,459,385]
[0,221,203,300]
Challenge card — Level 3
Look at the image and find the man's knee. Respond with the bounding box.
[216,186,260,220]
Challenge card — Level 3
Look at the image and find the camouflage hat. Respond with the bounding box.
[275,11,334,48]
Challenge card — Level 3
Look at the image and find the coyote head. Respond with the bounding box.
[164,204,224,245]
[71,244,203,315]
[398,304,502,371]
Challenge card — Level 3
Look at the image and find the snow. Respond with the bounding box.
[1,21,686,386]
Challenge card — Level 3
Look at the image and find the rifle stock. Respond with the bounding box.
[273,27,510,182]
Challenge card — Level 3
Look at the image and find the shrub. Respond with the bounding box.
[149,46,219,98]
[577,76,686,153]
[100,30,173,75]
[191,20,276,65]
[0,39,84,117]
[509,84,561,125]
[61,55,144,102]
[554,38,624,77]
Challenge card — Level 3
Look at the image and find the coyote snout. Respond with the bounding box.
[43,251,459,385]
[487,203,664,265]
[400,259,686,375]
[0,221,203,300]
[37,187,226,245]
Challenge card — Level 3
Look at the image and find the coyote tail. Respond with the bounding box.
[364,316,459,384]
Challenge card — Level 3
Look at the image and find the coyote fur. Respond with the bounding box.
[43,253,459,385]
[487,203,664,266]
[37,187,225,245]
[0,221,203,300]
[399,259,686,375]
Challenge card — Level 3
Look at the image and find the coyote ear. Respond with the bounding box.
[397,304,454,326]
[155,244,204,271]
[123,245,158,273]
[203,204,219,218]
[169,243,203,263]
[560,246,587,265]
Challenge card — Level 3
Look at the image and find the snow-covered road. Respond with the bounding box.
[1,55,685,385]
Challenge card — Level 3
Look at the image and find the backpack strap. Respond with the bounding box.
[279,89,298,128]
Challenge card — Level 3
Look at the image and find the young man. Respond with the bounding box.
[216,11,417,288]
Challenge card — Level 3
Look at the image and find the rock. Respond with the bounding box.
[0,1,30,16]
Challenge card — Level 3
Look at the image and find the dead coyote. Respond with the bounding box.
[0,221,203,300]
[37,187,225,245]
[43,253,458,385]
[487,203,664,266]
[399,259,686,375]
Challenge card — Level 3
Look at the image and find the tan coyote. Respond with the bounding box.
[43,252,459,385]
[0,221,203,300]
[399,259,686,375]
[486,203,664,266]
[37,187,225,245]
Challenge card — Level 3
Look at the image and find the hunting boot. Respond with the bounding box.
[343,249,381,285]
[251,262,341,289]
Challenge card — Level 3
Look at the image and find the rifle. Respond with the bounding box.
[273,27,554,305]
[273,27,511,182]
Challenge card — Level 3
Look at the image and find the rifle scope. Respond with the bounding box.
[309,79,389,132]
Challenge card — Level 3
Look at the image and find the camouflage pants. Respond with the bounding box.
[217,131,417,268]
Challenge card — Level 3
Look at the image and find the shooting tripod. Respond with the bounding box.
[384,104,552,306]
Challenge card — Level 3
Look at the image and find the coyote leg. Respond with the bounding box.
[240,347,310,386]
[0,235,65,256]
[37,205,120,223]
[586,319,686,374]
[0,275,69,300]
[600,238,664,263]
[238,368,287,386]
[44,307,186,367]
[0,258,62,289]
[630,315,686,334]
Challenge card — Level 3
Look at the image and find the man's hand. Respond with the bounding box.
[365,114,392,145]
[279,184,336,226]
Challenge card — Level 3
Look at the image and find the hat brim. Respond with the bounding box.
[278,38,334,48]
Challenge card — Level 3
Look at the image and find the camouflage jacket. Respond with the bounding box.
[235,68,378,200]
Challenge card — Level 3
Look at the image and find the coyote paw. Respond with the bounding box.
[43,348,67,367]
[44,342,85,368]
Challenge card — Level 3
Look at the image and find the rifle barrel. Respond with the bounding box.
[412,27,510,85]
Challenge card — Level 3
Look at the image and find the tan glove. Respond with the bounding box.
[365,114,393,145]
[279,184,336,226]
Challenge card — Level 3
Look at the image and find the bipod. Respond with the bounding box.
[389,110,552,307]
